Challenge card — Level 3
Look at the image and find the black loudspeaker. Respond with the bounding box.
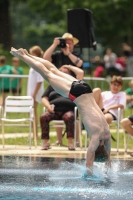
[67,8,97,50]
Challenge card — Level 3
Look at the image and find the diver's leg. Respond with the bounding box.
[10,48,71,97]
[24,49,77,82]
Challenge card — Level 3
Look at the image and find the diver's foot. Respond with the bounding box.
[10,47,25,58]
[23,48,29,55]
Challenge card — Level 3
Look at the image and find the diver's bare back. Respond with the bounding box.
[74,93,110,140]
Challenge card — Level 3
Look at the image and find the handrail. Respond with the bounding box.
[0,74,29,78]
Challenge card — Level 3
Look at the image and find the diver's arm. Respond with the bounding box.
[104,138,111,168]
[66,65,84,80]
[86,135,100,174]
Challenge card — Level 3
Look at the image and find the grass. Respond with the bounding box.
[2,130,133,150]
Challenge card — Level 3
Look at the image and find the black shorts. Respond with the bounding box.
[101,108,117,120]
[69,80,92,101]
[11,88,22,95]
[0,89,10,93]
[128,115,133,123]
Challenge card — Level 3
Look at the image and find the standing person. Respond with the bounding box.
[103,48,117,77]
[27,46,44,138]
[10,47,111,173]
[0,55,17,106]
[11,57,23,95]
[44,32,83,143]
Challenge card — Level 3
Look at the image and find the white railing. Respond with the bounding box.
[84,77,110,90]
[0,74,133,129]
[0,74,132,92]
[0,74,29,96]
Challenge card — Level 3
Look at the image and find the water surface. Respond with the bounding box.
[0,156,133,200]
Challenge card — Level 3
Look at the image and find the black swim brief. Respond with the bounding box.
[69,80,92,101]
[128,115,133,123]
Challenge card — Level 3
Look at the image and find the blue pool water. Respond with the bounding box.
[0,156,133,200]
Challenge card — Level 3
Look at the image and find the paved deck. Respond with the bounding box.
[0,145,133,160]
[0,131,133,160]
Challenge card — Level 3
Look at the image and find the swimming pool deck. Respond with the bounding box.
[0,145,133,160]
[0,131,133,160]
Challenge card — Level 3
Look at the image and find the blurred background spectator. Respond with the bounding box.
[115,55,127,76]
[93,56,105,77]
[27,46,44,138]
[0,55,17,106]
[103,48,117,77]
[125,80,133,108]
[11,57,23,95]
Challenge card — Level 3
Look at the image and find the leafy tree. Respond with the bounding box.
[27,0,133,54]
[1,0,133,54]
[0,0,11,49]
[10,2,64,50]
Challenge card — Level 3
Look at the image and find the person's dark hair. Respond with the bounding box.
[111,75,123,86]
[0,55,6,65]
[95,145,109,162]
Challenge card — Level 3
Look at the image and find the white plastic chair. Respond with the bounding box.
[0,96,37,149]
[125,135,133,152]
[110,108,126,152]
[74,107,86,149]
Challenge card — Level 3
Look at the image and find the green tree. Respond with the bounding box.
[1,0,133,53]
[27,0,133,53]
[0,0,11,49]
[10,2,64,50]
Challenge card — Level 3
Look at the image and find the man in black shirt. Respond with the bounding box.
[43,33,83,77]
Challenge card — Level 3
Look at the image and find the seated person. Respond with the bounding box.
[93,75,126,125]
[125,80,133,108]
[121,115,133,157]
[40,65,84,151]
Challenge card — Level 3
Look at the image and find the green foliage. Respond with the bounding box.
[1,0,133,53]
[10,2,65,50]
[0,44,9,56]
[27,0,133,54]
